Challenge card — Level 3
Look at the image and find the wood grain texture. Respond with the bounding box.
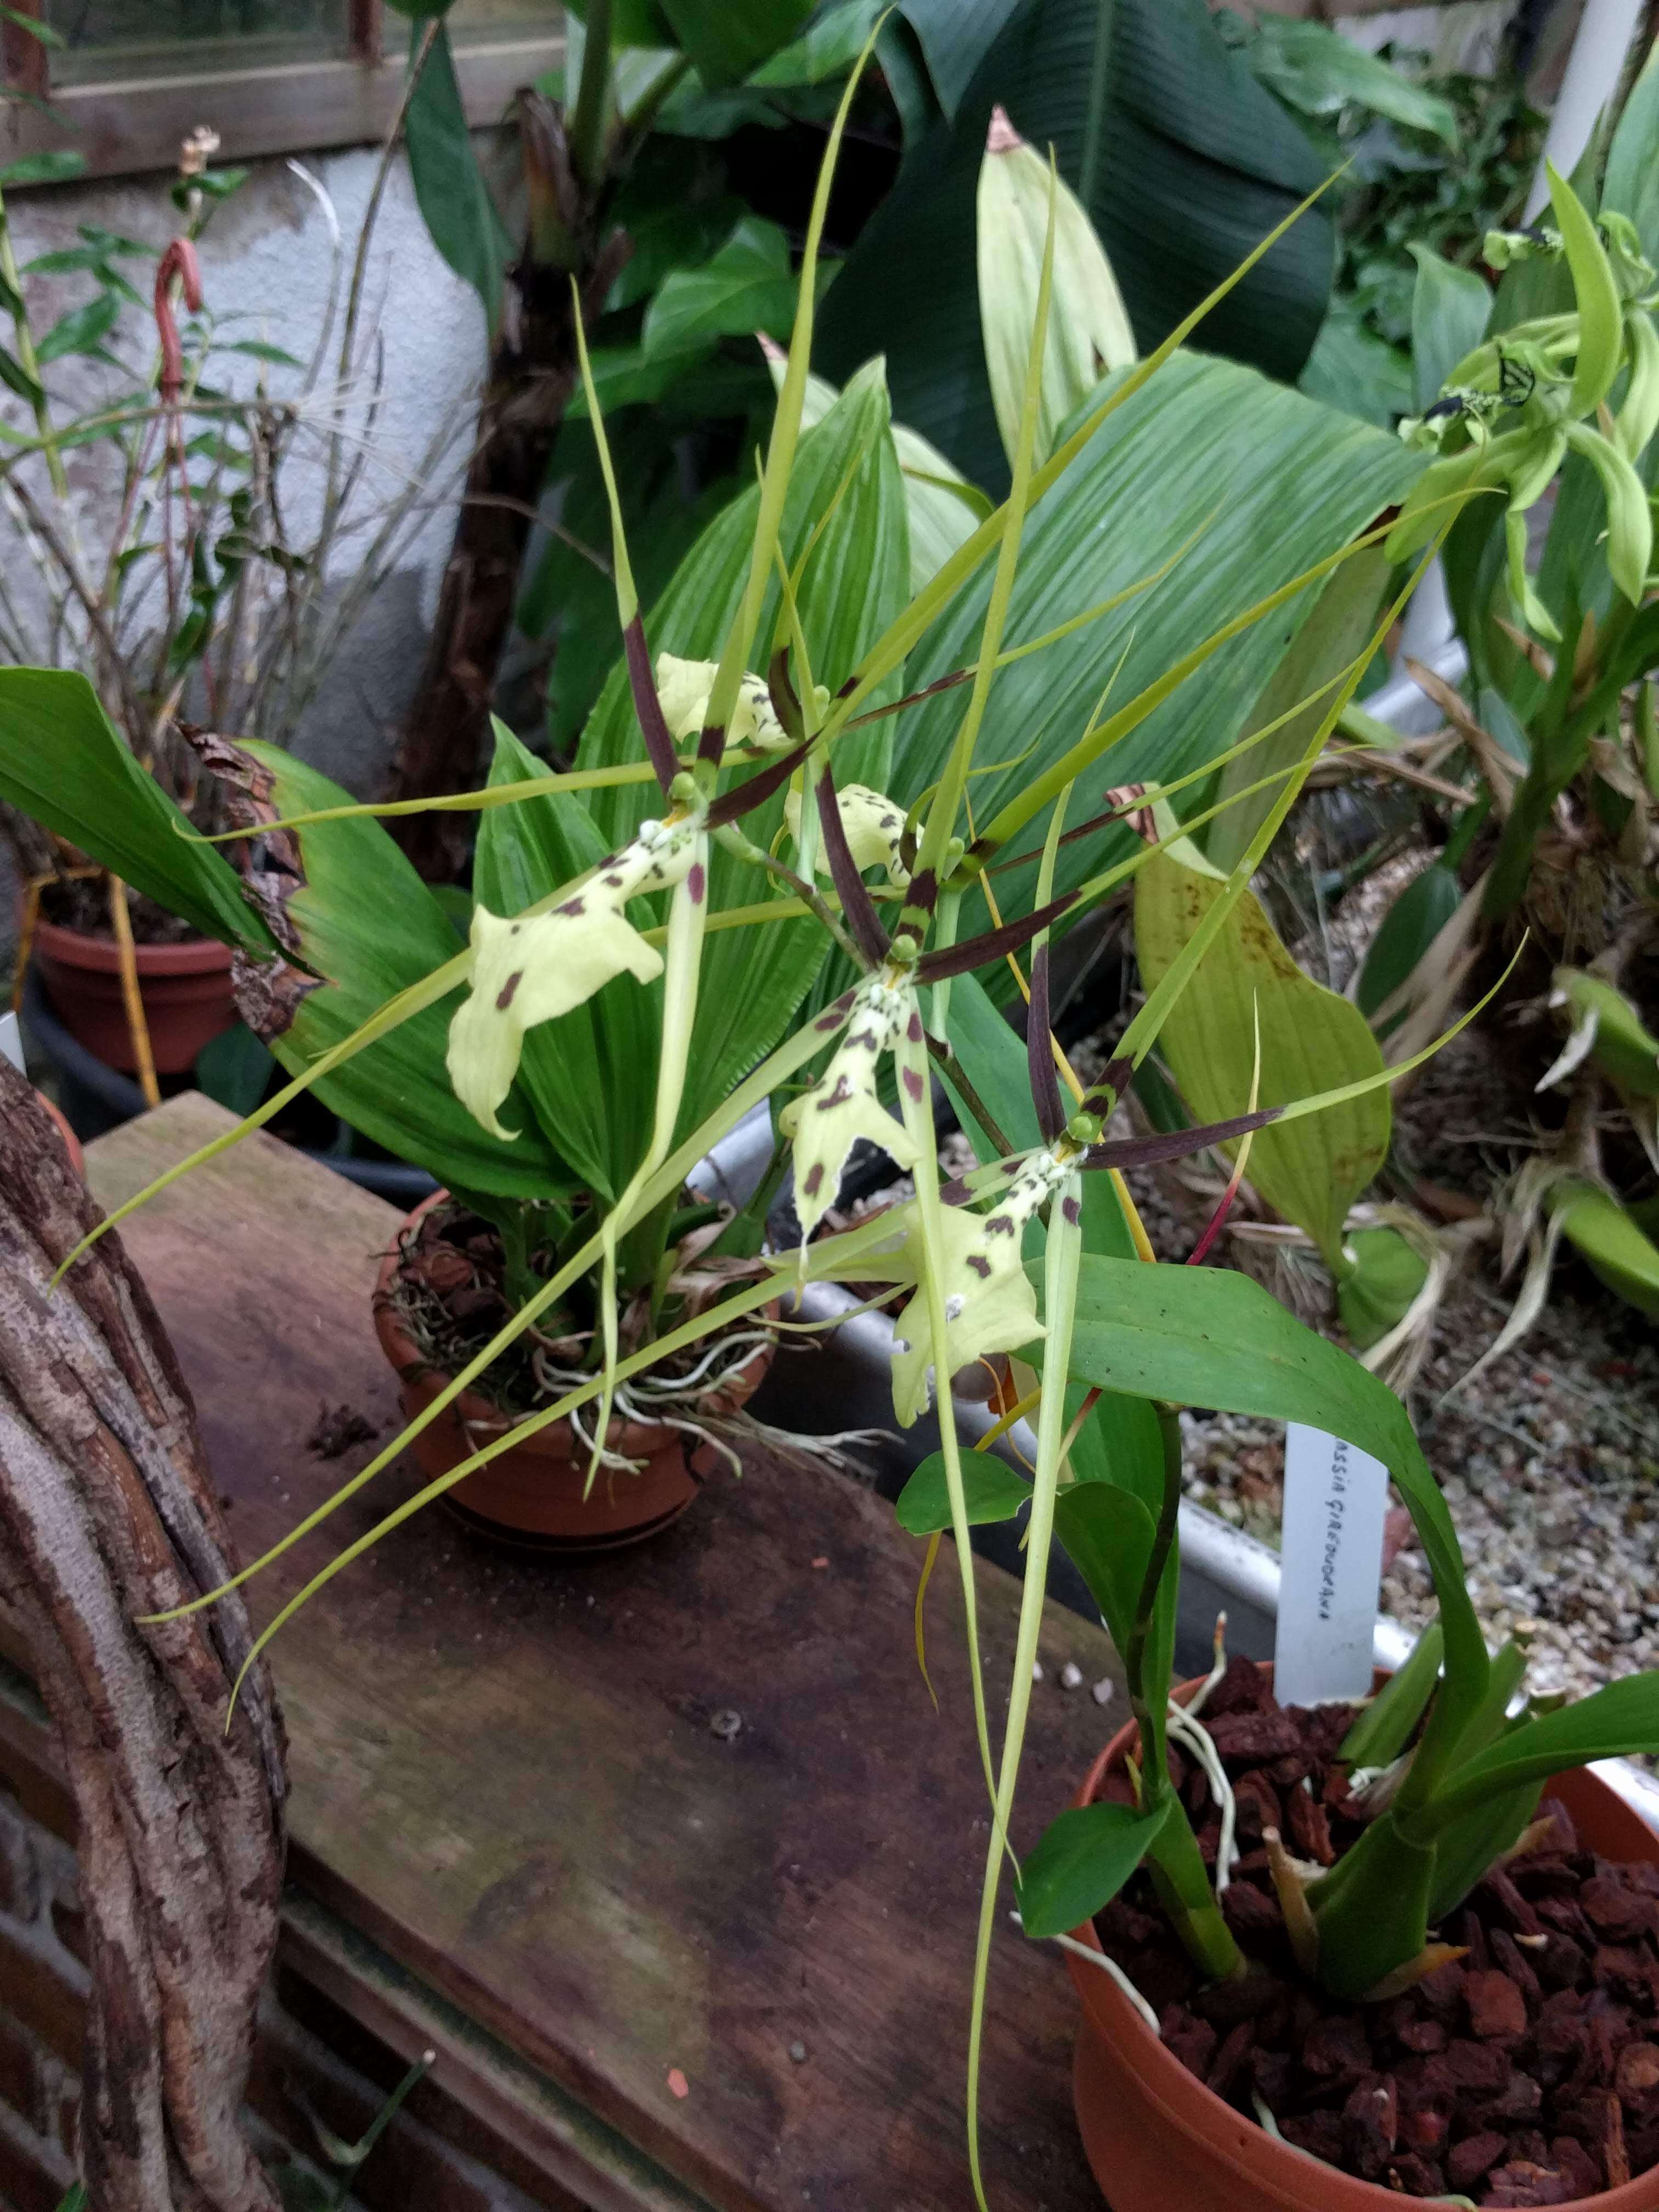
[0,1070,285,2211]
[86,1095,1116,2211]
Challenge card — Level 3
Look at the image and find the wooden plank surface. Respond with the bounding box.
[86,1097,1116,2212]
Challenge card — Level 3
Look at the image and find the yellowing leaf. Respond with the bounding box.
[1133,821,1389,1269]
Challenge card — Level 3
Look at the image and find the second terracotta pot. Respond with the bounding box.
[1065,1672,1659,2212]
[373,1204,776,1548]
[34,917,236,1075]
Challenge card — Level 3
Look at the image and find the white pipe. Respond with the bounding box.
[1525,0,1646,217]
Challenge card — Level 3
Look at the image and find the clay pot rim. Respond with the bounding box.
[373,1191,777,1465]
[33,915,234,975]
[1064,1664,1659,2211]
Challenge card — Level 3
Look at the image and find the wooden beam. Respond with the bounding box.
[0,33,563,183]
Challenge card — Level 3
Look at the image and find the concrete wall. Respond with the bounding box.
[4,142,491,798]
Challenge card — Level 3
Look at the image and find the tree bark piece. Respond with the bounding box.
[0,1062,286,2212]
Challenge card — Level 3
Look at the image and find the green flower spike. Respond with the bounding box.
[447,814,700,1138]
[888,1144,1074,1425]
[654,651,810,754]
[785,780,911,887]
[780,973,921,1243]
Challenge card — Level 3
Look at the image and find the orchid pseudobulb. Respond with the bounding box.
[447,814,699,1139]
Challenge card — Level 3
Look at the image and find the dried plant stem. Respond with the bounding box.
[108,874,161,1108]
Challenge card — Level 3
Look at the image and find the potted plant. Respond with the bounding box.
[0,111,473,1103]
[1,40,1427,1558]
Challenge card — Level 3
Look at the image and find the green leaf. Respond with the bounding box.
[1604,33,1659,270]
[0,343,42,405]
[0,670,274,951]
[1336,1225,1429,1351]
[896,0,1024,119]
[170,167,249,210]
[1056,1252,1488,1733]
[884,351,1419,930]
[1207,544,1392,870]
[35,291,120,364]
[1549,162,1623,418]
[1296,295,1413,430]
[1132,823,1390,1269]
[1430,1672,1659,1826]
[405,21,511,331]
[658,0,815,86]
[1017,1799,1170,1939]
[195,1022,276,1119]
[1237,14,1458,148]
[750,0,884,84]
[1549,1181,1659,1321]
[218,338,304,367]
[0,4,63,45]
[1356,861,1461,1024]
[895,1449,1033,1534]
[1339,1622,1442,1767]
[818,0,1335,491]
[0,150,85,187]
[1407,244,1492,417]
[560,0,673,44]
[644,217,830,358]
[1052,1477,1176,1766]
[224,741,574,1200]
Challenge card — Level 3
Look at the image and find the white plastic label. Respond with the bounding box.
[1273,1423,1389,1707]
[0,1012,22,1076]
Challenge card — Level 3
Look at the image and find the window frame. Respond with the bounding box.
[0,1,563,180]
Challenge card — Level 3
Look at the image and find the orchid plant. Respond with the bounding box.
[14,33,1659,2207]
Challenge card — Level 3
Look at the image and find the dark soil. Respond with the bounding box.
[1095,1657,1659,2203]
[40,876,199,946]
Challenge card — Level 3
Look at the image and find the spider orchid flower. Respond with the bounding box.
[780,972,922,1242]
[447,812,703,1139]
[655,652,825,755]
[888,1145,1076,1425]
[785,781,911,888]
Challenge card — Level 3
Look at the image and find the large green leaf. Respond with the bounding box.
[1133,823,1389,1269]
[1206,544,1392,870]
[1234,13,1458,149]
[405,21,512,331]
[1054,1252,1486,1717]
[643,217,822,358]
[888,352,1419,938]
[658,0,815,85]
[895,1450,1034,1533]
[0,669,274,952]
[225,743,573,1198]
[1429,1671,1659,1826]
[817,0,1335,491]
[1604,36,1659,269]
[1017,1798,1170,1939]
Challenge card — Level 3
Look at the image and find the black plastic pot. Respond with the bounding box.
[22,961,438,1207]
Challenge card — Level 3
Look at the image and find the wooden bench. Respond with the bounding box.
[12,1093,1126,2211]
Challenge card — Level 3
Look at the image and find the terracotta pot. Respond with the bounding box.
[372,1198,777,1549]
[1065,1669,1659,2212]
[33,917,235,1075]
[37,1094,84,1176]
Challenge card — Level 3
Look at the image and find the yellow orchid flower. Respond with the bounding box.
[447,815,701,1139]
[780,974,921,1240]
[888,1149,1073,1425]
[785,781,911,887]
[654,652,816,754]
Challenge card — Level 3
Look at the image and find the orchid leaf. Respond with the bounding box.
[1132,822,1389,1269]
[895,1451,1033,1535]
[1017,1799,1170,1940]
